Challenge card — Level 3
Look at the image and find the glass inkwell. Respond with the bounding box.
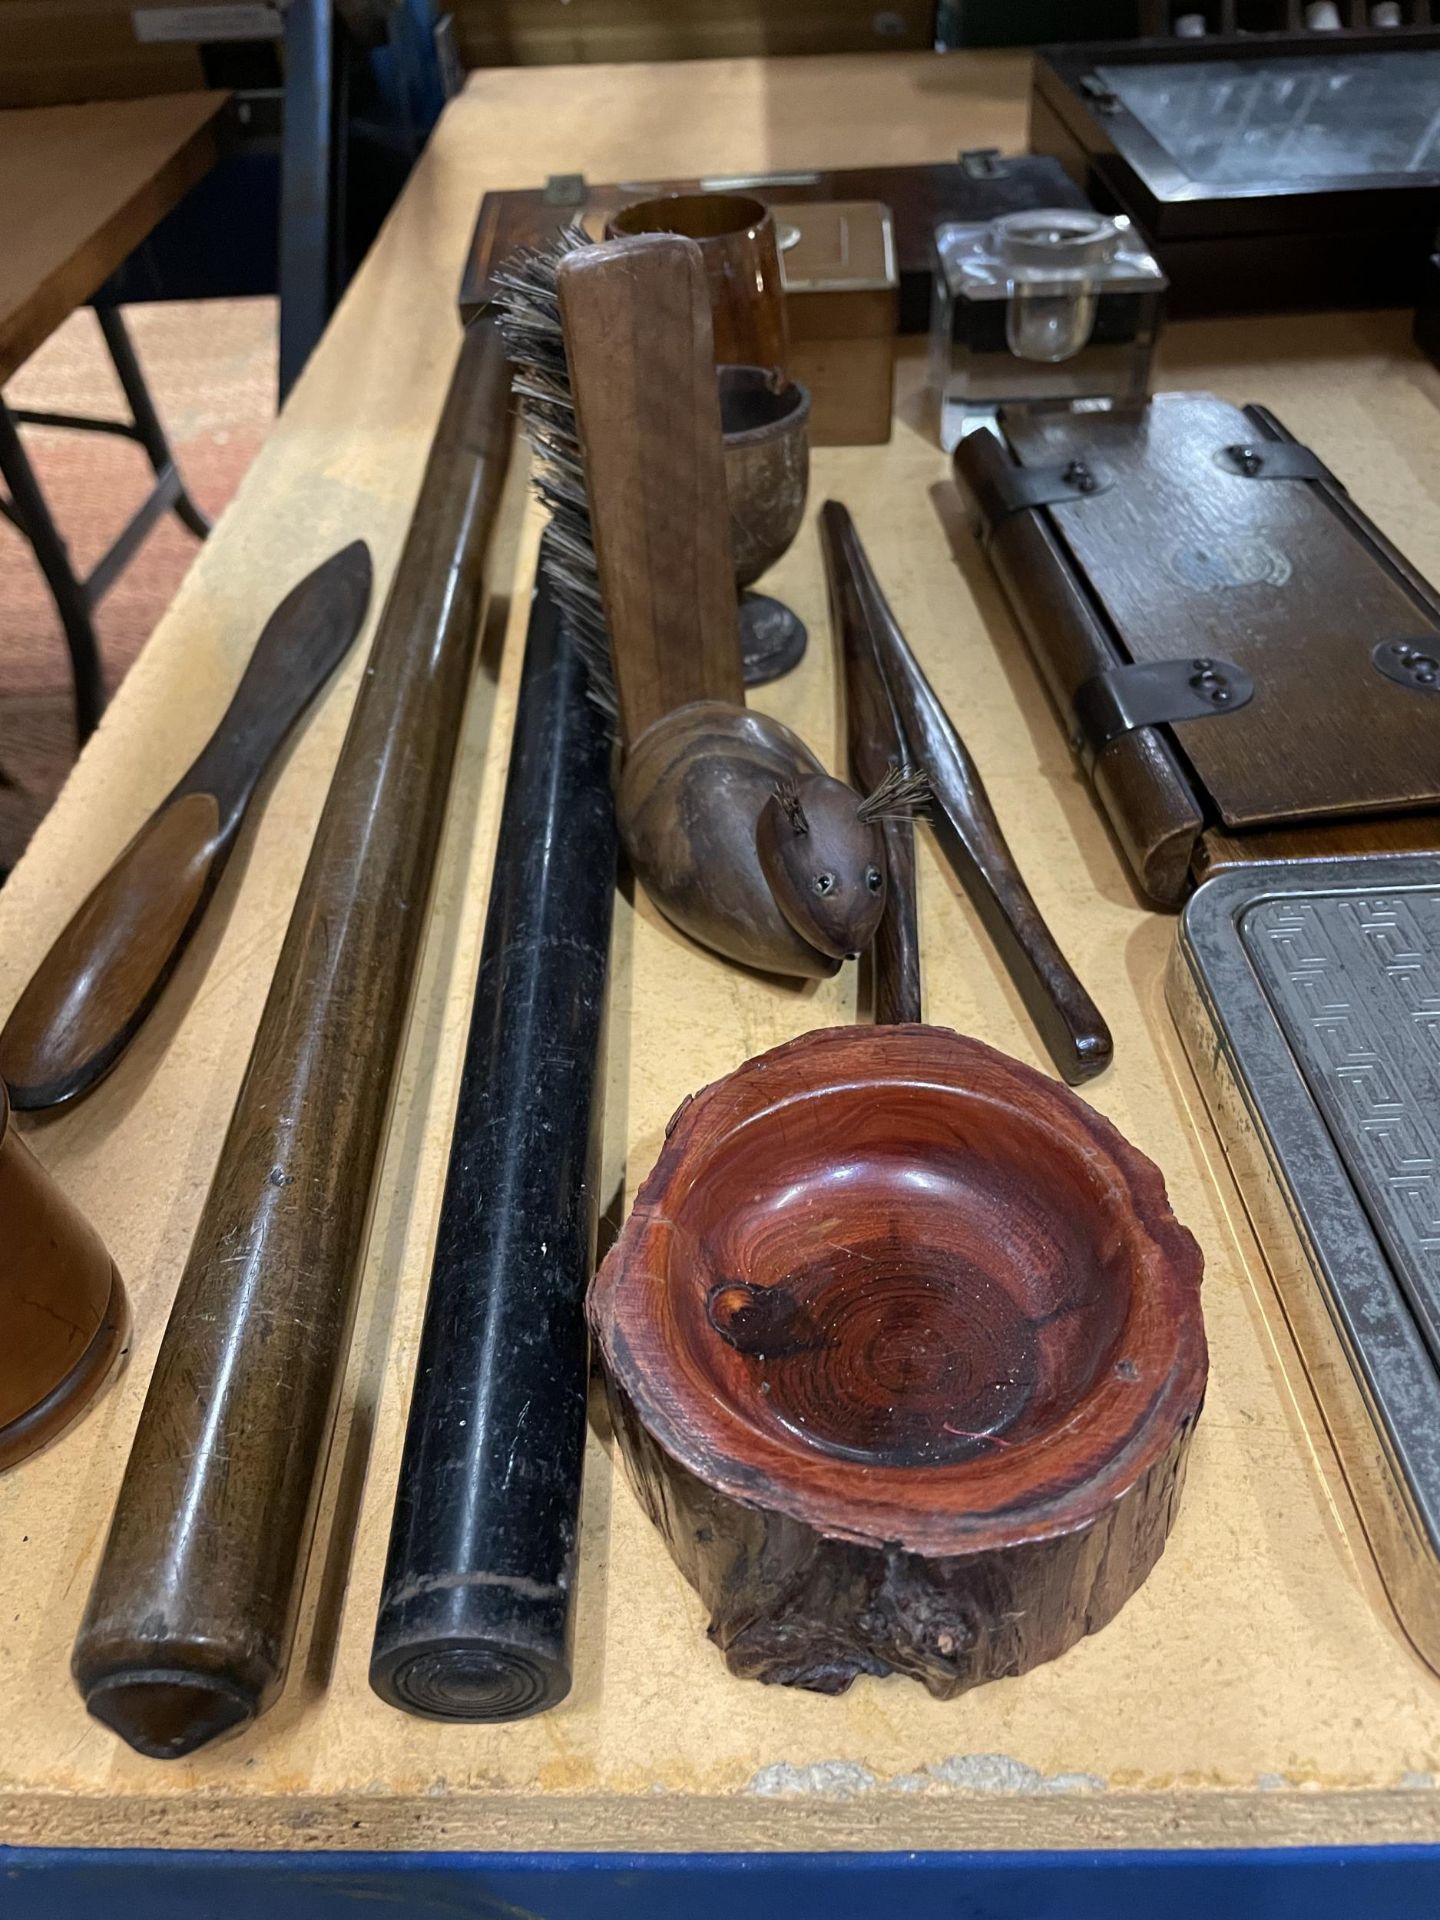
[929,207,1166,450]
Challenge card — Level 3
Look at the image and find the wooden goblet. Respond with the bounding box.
[589,1025,1207,1698]
[719,366,811,685]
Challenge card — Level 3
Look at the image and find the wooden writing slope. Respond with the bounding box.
[0,50,1436,1912]
[954,390,1440,904]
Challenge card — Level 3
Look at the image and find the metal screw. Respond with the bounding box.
[1373,639,1440,692]
[1063,459,1096,493]
[1228,444,1264,477]
[1392,643,1439,684]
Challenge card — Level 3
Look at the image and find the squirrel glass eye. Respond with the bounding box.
[813,873,835,896]
[865,866,883,893]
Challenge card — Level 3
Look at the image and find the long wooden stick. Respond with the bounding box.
[71,318,514,1760]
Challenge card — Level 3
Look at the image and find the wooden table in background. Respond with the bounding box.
[0,50,1438,1915]
[0,92,227,385]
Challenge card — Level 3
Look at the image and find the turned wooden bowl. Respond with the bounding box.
[589,1025,1207,1698]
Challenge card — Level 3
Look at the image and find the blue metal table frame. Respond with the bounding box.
[2,1845,1438,1914]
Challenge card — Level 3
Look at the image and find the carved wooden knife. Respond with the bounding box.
[0,541,372,1110]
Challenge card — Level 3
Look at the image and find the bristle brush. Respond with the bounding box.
[494,226,923,981]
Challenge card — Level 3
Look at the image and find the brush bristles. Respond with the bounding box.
[492,224,619,716]
[857,764,931,824]
[773,778,809,835]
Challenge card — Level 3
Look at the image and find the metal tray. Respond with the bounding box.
[1168,855,1440,1675]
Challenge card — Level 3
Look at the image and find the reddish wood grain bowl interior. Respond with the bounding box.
[592,1026,1206,1556]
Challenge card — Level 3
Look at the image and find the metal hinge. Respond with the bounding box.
[1215,441,1333,483]
[1070,656,1255,772]
[1079,74,1121,113]
[542,174,589,206]
[960,148,1008,179]
[971,456,1112,539]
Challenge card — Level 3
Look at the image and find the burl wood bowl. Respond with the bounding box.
[589,1026,1207,1698]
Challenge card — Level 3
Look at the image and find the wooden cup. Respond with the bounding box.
[606,192,789,378]
[718,366,810,588]
[0,1080,127,1470]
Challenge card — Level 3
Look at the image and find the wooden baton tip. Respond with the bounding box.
[83,1672,255,1762]
[589,1024,1206,1698]
[70,321,513,1757]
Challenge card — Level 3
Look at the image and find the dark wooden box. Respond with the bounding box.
[1029,29,1440,316]
[953,392,1440,905]
[459,155,1090,338]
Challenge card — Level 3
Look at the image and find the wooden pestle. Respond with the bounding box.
[71,317,514,1760]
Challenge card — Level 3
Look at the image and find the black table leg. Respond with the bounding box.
[1,307,212,748]
[0,399,106,743]
[95,307,211,540]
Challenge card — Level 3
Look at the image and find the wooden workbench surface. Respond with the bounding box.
[2,51,1440,1856]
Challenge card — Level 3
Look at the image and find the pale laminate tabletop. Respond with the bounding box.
[1,51,1438,1856]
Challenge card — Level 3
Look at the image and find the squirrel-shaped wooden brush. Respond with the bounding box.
[493,225,924,980]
